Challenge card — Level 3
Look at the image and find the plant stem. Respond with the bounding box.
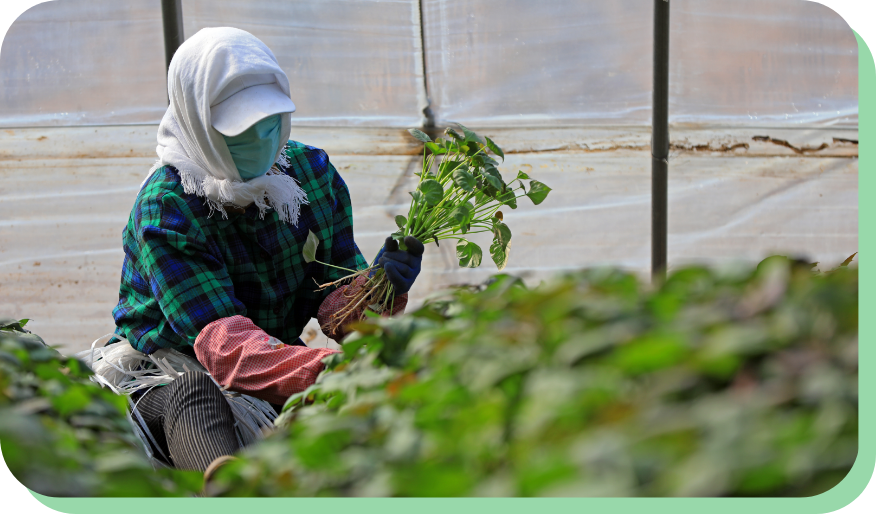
[314,259,359,274]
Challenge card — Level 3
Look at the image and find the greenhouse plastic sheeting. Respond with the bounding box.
[0,125,858,353]
[180,0,426,126]
[0,1,168,127]
[0,0,857,128]
[423,0,858,127]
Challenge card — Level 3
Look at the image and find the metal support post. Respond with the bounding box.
[161,0,184,75]
[651,0,670,282]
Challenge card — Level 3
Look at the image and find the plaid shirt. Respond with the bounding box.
[112,140,368,355]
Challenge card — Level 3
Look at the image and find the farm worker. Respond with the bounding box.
[109,27,424,473]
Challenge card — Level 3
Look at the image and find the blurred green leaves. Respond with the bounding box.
[0,323,201,496]
[210,258,858,497]
[0,257,858,497]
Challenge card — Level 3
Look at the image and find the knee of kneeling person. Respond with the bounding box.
[167,371,225,403]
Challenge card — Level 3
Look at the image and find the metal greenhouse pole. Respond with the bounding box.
[652,0,670,282]
[161,0,184,84]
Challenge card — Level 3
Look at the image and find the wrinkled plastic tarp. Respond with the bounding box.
[424,0,858,127]
[0,0,858,128]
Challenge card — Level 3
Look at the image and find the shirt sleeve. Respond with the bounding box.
[323,161,369,283]
[287,157,370,330]
[312,160,406,341]
[194,315,338,405]
[134,191,246,348]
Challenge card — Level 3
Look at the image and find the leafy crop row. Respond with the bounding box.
[0,319,201,496]
[0,256,858,497]
[209,257,858,497]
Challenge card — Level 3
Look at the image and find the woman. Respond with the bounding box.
[109,27,423,473]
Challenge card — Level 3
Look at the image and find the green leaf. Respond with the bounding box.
[498,187,518,209]
[449,202,474,225]
[484,136,505,161]
[482,154,500,167]
[1,319,22,332]
[395,215,408,230]
[840,252,857,267]
[456,240,483,268]
[445,128,464,141]
[457,123,482,144]
[484,173,503,191]
[490,239,510,271]
[526,180,552,205]
[440,159,465,177]
[409,190,422,203]
[452,169,476,192]
[51,385,92,417]
[419,179,444,207]
[611,335,688,375]
[483,165,504,184]
[303,230,320,263]
[17,318,30,328]
[425,142,446,155]
[282,386,320,412]
[479,179,499,199]
[407,128,432,143]
[493,222,512,248]
[516,170,531,181]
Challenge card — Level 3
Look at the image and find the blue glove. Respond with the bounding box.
[371,235,424,296]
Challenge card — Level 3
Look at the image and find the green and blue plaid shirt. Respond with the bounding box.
[112,141,368,355]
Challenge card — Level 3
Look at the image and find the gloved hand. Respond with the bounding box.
[371,235,424,296]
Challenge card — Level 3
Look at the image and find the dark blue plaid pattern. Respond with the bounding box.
[112,141,368,355]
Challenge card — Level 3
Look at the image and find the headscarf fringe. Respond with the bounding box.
[170,164,310,223]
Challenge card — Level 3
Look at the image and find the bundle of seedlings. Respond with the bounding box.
[303,124,552,333]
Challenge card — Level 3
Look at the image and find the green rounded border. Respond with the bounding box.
[20,23,875,514]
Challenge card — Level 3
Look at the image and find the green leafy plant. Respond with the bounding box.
[304,124,552,332]
[207,256,858,497]
[0,255,859,497]
[0,319,202,496]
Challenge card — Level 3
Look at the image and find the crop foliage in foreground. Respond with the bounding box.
[209,257,858,497]
[0,257,858,497]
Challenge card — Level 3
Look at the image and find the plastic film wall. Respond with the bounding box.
[0,1,168,127]
[0,0,858,128]
[181,0,426,126]
[423,0,857,127]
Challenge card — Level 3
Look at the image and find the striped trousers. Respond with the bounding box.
[134,371,240,472]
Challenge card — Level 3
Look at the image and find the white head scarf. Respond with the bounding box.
[147,27,308,224]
